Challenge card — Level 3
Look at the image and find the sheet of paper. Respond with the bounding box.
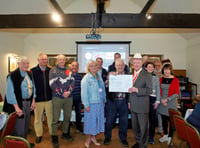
[109,74,133,92]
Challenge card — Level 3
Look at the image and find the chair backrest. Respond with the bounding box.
[169,108,182,129]
[3,135,30,148]
[0,93,3,102]
[185,122,200,148]
[0,112,17,143]
[173,115,188,142]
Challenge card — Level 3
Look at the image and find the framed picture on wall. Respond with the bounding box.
[8,56,18,72]
[47,54,76,70]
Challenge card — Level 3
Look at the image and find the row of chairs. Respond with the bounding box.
[1,135,30,148]
[169,108,200,148]
[0,112,30,148]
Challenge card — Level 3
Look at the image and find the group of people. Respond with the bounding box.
[2,52,181,148]
[3,54,83,148]
[81,52,180,148]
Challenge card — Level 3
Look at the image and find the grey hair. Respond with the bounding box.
[115,58,124,66]
[57,54,65,59]
[17,56,28,63]
[38,53,47,59]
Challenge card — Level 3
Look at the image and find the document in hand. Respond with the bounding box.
[109,74,133,92]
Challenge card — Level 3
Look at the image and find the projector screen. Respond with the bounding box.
[76,41,131,73]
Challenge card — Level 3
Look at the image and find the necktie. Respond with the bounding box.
[132,72,138,84]
[133,71,141,84]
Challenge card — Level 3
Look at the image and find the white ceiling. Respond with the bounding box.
[0,0,200,40]
[0,0,200,14]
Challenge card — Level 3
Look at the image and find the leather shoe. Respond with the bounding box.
[76,128,84,134]
[52,135,59,148]
[104,138,111,145]
[35,136,42,143]
[62,133,73,141]
[131,142,139,148]
[121,140,129,147]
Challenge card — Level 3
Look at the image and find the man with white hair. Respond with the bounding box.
[128,53,152,148]
[49,54,75,148]
[104,58,129,147]
[3,56,36,142]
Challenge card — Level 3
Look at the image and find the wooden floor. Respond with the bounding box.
[27,115,188,148]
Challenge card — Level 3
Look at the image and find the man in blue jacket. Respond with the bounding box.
[187,101,200,133]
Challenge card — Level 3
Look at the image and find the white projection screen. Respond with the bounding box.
[76,41,131,73]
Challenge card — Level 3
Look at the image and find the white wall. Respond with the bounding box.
[0,31,188,96]
[0,32,25,96]
[24,33,187,70]
[187,36,200,93]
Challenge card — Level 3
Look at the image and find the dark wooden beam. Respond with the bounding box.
[96,0,106,27]
[0,13,200,28]
[140,0,156,14]
[49,0,64,15]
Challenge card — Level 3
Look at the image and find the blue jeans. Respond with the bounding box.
[105,99,128,140]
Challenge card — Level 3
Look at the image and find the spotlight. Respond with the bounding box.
[51,12,62,22]
[146,14,152,20]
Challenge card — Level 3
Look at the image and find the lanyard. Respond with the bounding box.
[91,72,101,87]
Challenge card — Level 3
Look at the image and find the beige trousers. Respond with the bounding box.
[34,100,52,137]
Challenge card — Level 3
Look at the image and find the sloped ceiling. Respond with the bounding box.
[1,0,200,14]
[0,0,200,40]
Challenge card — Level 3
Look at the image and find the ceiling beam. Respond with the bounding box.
[140,0,156,14]
[96,0,106,27]
[0,13,200,28]
[48,0,64,15]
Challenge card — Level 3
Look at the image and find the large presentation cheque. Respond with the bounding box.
[109,74,133,92]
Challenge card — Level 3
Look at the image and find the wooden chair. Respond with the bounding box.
[185,122,200,148]
[0,112,17,144]
[2,135,30,148]
[168,108,182,145]
[173,115,189,147]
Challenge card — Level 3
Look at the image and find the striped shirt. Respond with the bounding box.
[71,73,82,97]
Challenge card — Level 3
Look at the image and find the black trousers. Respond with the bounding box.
[149,96,156,139]
[105,99,128,140]
[161,114,173,137]
[72,95,82,129]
